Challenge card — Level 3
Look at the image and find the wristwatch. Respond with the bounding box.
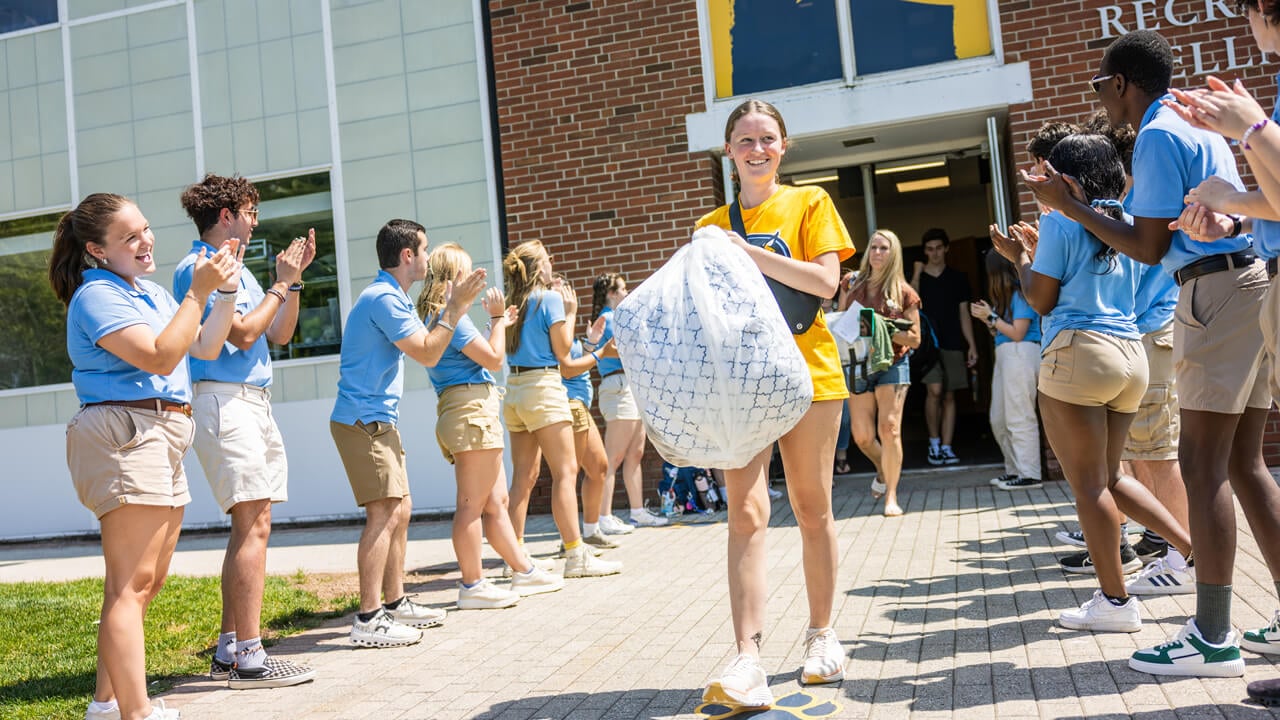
[986,311,999,326]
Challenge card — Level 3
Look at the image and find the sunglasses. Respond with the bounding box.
[1089,73,1115,94]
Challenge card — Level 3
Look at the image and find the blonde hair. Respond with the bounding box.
[503,240,550,354]
[415,243,471,323]
[854,229,906,310]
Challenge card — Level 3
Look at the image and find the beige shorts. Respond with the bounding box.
[1038,329,1148,414]
[192,382,288,513]
[569,398,597,434]
[1123,324,1180,461]
[1175,261,1270,414]
[66,404,194,519]
[1257,271,1280,405]
[435,383,505,464]
[597,372,641,421]
[503,369,573,433]
[330,419,409,506]
[921,348,969,391]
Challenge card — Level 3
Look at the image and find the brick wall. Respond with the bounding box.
[488,0,716,513]
[998,0,1280,471]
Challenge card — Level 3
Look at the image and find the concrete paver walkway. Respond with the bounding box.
[4,466,1280,719]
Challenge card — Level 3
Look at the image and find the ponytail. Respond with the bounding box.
[49,193,130,306]
[591,272,622,321]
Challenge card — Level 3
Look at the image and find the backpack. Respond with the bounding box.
[908,311,941,385]
[659,462,722,515]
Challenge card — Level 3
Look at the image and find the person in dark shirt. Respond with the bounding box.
[911,228,977,465]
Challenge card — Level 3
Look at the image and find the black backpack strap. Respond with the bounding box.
[728,199,747,238]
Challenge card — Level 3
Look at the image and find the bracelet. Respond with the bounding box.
[266,288,287,303]
[1243,119,1269,150]
[490,316,504,321]
[215,288,237,295]
[986,311,999,326]
[436,319,456,332]
[589,350,600,363]
[1229,215,1244,237]
[215,291,237,304]
[288,282,304,292]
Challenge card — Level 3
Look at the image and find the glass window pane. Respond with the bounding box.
[0,1,57,35]
[708,0,842,99]
[850,0,992,76]
[244,171,341,360]
[0,210,71,390]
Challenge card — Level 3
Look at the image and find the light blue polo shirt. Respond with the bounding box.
[1032,211,1141,350]
[1130,95,1252,277]
[507,289,564,368]
[1133,262,1178,334]
[173,240,273,387]
[1249,73,1280,261]
[331,271,425,425]
[994,291,1041,347]
[67,269,191,404]
[595,308,623,376]
[425,314,494,394]
[562,340,593,406]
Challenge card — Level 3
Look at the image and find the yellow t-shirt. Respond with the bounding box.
[696,184,856,402]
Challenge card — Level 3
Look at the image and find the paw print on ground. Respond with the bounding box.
[696,690,841,719]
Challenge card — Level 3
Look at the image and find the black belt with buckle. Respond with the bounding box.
[602,369,625,378]
[1173,250,1257,286]
[1268,256,1278,279]
[509,365,556,374]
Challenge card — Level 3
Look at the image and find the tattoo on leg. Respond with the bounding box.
[751,632,762,650]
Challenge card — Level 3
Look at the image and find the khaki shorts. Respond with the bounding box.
[1038,329,1148,414]
[192,382,288,513]
[569,398,597,434]
[1175,261,1270,414]
[330,420,409,506]
[598,372,641,421]
[435,383,504,464]
[1257,271,1280,405]
[66,404,194,519]
[1123,324,1180,461]
[503,369,573,433]
[921,348,969,391]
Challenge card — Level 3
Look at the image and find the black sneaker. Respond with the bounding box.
[1059,545,1143,574]
[927,447,945,466]
[228,657,317,689]
[1132,536,1169,563]
[988,473,1017,487]
[210,656,232,681]
[1248,678,1280,707]
[995,476,1042,490]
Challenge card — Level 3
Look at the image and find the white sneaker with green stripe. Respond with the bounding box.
[1242,610,1280,655]
[1128,619,1245,677]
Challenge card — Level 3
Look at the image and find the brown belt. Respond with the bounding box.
[86,398,193,417]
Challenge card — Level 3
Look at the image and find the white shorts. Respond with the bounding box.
[598,372,640,422]
[192,382,288,513]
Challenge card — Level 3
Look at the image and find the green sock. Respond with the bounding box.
[1195,583,1233,644]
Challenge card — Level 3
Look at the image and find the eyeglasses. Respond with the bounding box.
[238,207,259,220]
[1089,74,1115,94]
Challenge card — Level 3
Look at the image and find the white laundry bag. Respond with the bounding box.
[613,225,814,469]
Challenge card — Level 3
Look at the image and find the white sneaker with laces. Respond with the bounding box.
[1243,610,1280,655]
[457,579,521,609]
[1130,619,1244,676]
[388,596,446,628]
[563,544,622,577]
[703,654,773,708]
[800,628,845,684]
[1126,557,1195,595]
[629,507,669,527]
[141,698,180,720]
[510,566,565,597]
[599,514,635,535]
[501,553,557,578]
[1057,589,1141,632]
[85,701,121,720]
[350,608,423,647]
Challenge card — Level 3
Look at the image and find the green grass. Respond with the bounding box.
[0,575,358,720]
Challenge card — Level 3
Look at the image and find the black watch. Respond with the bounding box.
[1229,215,1244,238]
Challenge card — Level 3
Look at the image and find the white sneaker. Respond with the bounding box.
[563,544,622,577]
[703,654,773,708]
[629,507,669,527]
[501,553,557,578]
[457,579,521,609]
[1242,610,1280,655]
[510,566,565,597]
[800,628,845,685]
[1130,619,1244,677]
[599,514,635,535]
[141,698,180,720]
[388,596,447,628]
[1057,590,1141,632]
[1126,557,1195,596]
[350,608,423,647]
[85,701,121,720]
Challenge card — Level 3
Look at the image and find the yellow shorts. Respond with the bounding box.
[435,383,504,464]
[569,398,597,434]
[1123,324,1179,461]
[1038,329,1147,414]
[503,369,573,433]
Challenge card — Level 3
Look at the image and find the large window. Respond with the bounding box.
[850,0,992,76]
[244,171,341,361]
[0,1,56,35]
[0,210,72,390]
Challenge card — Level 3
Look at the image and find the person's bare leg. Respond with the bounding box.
[941,389,957,448]
[873,384,910,514]
[576,424,608,526]
[724,446,773,657]
[453,449,508,583]
[848,392,882,473]
[380,495,413,604]
[532,421,583,544]
[222,499,272,640]
[356,497,404,612]
[507,431,543,541]
[777,400,842,628]
[620,422,647,513]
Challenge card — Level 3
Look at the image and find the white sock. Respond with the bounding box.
[941,444,953,453]
[216,631,236,663]
[88,699,118,712]
[235,637,267,670]
[1166,547,1189,571]
[630,507,644,516]
[583,522,599,537]
[929,437,940,450]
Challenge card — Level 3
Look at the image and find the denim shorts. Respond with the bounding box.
[851,355,911,395]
